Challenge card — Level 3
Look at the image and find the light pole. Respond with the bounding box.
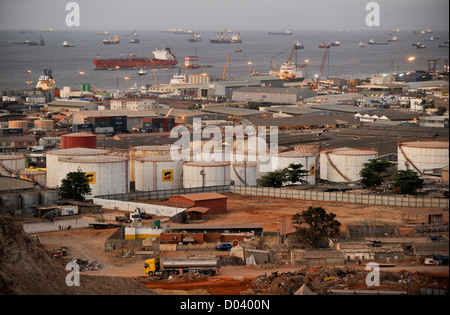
[124,76,130,90]
[248,62,252,75]
[115,66,120,91]
[276,221,280,245]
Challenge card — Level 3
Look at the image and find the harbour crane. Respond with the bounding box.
[317,45,330,82]
[148,68,161,115]
[222,54,231,80]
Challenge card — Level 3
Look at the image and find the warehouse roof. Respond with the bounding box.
[74,109,158,118]
[201,107,268,116]
[174,192,227,201]
[248,114,357,127]
[234,86,313,95]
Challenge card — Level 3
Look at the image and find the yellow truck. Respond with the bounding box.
[144,258,219,277]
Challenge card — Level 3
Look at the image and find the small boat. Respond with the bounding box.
[438,43,449,48]
[130,30,140,43]
[95,31,110,35]
[294,41,304,49]
[368,38,388,45]
[318,42,330,48]
[63,40,74,47]
[416,43,426,49]
[329,40,340,46]
[138,68,148,75]
[188,33,202,42]
[268,30,293,35]
[26,36,45,46]
[235,48,243,52]
[103,35,120,44]
[358,41,366,47]
[387,36,398,42]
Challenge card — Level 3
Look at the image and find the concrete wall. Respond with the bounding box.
[92,198,187,217]
[230,186,449,208]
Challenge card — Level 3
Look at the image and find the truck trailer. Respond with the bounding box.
[144,258,219,277]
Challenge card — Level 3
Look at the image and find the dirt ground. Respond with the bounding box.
[29,193,449,295]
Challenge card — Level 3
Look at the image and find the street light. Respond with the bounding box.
[115,66,120,91]
[248,62,252,75]
[124,77,130,90]
[276,221,280,245]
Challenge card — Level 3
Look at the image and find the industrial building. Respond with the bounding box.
[232,86,317,104]
[169,192,227,214]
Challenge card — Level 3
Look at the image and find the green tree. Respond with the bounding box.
[291,206,341,248]
[436,106,447,116]
[284,163,309,185]
[359,159,396,190]
[392,169,424,195]
[259,163,309,187]
[260,169,286,188]
[58,170,92,201]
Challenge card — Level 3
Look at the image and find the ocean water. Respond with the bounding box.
[0,27,448,92]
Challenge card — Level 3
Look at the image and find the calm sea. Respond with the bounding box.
[0,27,448,92]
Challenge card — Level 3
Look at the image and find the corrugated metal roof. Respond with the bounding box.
[174,192,227,201]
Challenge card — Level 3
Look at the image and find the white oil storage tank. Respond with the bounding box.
[398,141,449,176]
[131,145,174,182]
[134,157,183,191]
[56,155,130,198]
[231,161,258,186]
[0,154,26,176]
[183,161,231,188]
[320,147,378,183]
[275,151,317,185]
[19,191,40,213]
[46,148,107,188]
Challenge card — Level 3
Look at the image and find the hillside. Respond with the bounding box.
[0,216,155,295]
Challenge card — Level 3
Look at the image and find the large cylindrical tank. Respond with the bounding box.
[8,120,28,130]
[56,155,130,198]
[61,133,97,149]
[1,194,20,213]
[34,119,54,130]
[134,157,183,191]
[19,170,46,186]
[163,259,218,268]
[397,141,449,175]
[20,192,40,212]
[183,161,231,188]
[320,147,378,183]
[275,151,317,185]
[0,154,26,175]
[131,145,173,183]
[46,148,108,188]
[39,190,59,205]
[231,161,258,186]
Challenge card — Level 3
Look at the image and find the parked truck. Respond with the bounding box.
[115,210,142,223]
[144,258,219,277]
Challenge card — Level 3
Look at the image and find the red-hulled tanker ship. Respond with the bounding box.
[93,48,177,70]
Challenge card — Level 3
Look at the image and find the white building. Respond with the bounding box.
[370,74,395,85]
[110,98,154,111]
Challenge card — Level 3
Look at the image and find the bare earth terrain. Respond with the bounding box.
[26,193,448,295]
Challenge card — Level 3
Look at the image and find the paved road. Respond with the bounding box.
[23,217,95,234]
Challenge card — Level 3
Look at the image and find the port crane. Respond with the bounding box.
[148,68,161,115]
[317,45,330,82]
[269,44,300,80]
[222,54,231,80]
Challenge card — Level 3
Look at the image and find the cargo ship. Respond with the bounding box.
[210,32,242,44]
[103,35,120,44]
[268,30,293,35]
[93,48,177,70]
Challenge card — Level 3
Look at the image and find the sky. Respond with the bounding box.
[0,0,448,31]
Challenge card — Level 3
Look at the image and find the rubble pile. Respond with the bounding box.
[248,266,449,295]
[218,255,245,266]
